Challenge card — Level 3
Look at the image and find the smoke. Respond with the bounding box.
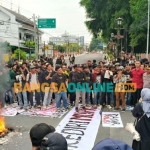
[0,39,10,107]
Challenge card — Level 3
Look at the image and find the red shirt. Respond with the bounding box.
[131,68,144,89]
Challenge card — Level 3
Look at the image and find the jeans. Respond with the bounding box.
[55,92,68,108]
[93,90,101,105]
[101,92,111,105]
[70,92,76,105]
[110,92,114,106]
[126,92,132,106]
[29,91,41,106]
[43,87,52,106]
[86,92,90,104]
[3,90,13,105]
[75,89,85,107]
[17,92,28,108]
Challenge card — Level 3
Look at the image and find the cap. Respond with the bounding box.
[118,66,124,70]
[104,64,109,67]
[30,65,36,69]
[30,123,55,147]
[92,138,132,150]
[41,132,67,150]
[115,63,120,66]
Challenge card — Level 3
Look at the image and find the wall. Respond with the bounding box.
[0,6,19,46]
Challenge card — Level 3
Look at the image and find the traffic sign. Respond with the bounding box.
[38,18,56,28]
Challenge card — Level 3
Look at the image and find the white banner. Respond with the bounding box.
[102,112,123,128]
[56,107,101,150]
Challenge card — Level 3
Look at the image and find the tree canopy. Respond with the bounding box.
[14,49,26,60]
[80,0,149,53]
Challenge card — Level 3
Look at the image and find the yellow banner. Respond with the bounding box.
[115,83,137,92]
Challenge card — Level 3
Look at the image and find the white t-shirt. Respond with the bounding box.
[26,73,39,90]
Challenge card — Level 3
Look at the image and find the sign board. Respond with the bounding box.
[38,18,56,28]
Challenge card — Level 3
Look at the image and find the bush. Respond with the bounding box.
[14,49,26,60]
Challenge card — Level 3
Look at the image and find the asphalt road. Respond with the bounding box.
[0,53,135,150]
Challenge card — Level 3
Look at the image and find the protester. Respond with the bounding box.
[26,65,41,109]
[113,66,127,112]
[131,61,144,106]
[30,123,55,150]
[73,64,86,112]
[92,138,132,150]
[132,88,150,150]
[51,65,69,112]
[42,64,55,109]
[41,132,68,150]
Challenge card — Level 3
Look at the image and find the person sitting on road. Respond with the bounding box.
[92,138,132,150]
[40,132,68,150]
[30,123,55,150]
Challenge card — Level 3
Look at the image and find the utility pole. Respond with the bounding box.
[33,14,38,59]
[18,23,20,61]
[44,41,45,58]
[146,0,150,59]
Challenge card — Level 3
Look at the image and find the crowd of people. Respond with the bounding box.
[0,54,149,113]
[0,53,150,150]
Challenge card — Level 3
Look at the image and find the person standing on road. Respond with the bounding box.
[143,64,150,89]
[56,56,62,66]
[51,65,69,112]
[72,54,75,64]
[113,66,127,112]
[69,55,72,65]
[124,64,132,107]
[42,64,55,109]
[131,61,144,107]
[26,65,41,109]
[83,65,92,107]
[73,64,86,112]
[101,64,113,109]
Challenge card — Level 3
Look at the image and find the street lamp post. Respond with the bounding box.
[146,0,150,59]
[110,33,116,57]
[116,17,123,58]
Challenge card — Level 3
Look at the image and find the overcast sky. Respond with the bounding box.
[1,0,92,44]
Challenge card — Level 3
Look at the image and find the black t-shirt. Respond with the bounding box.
[123,71,132,83]
[43,71,55,85]
[15,71,27,89]
[51,73,67,91]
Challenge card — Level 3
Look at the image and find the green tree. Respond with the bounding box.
[14,49,26,60]
[24,40,35,48]
[80,0,149,53]
[58,45,65,52]
[89,37,101,51]
[129,0,148,53]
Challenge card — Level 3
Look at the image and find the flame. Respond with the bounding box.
[0,117,6,133]
[0,101,6,133]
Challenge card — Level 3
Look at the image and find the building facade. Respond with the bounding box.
[0,6,43,54]
[49,34,84,46]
